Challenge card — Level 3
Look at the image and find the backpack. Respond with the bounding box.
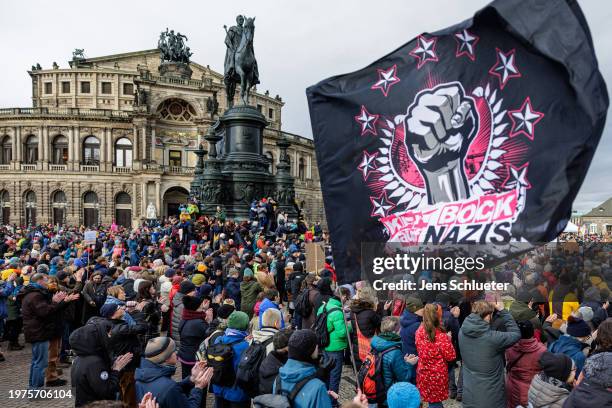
[206,337,242,386]
[357,344,400,404]
[235,336,274,397]
[252,374,317,408]
[294,289,312,318]
[312,302,341,348]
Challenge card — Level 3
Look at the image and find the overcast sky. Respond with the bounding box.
[0,0,610,212]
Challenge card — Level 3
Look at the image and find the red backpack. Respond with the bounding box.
[357,344,400,403]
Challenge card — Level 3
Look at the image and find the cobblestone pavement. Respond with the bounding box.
[0,339,462,407]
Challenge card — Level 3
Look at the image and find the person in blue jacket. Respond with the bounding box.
[135,336,212,408]
[211,311,251,407]
[548,316,592,376]
[258,289,285,329]
[275,329,332,408]
[400,297,424,354]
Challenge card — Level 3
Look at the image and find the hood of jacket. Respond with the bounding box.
[529,373,570,406]
[278,358,317,385]
[400,310,422,328]
[252,327,278,343]
[510,301,537,321]
[460,313,491,338]
[18,284,48,301]
[134,358,177,383]
[510,337,544,354]
[550,335,585,355]
[371,334,402,352]
[70,318,111,357]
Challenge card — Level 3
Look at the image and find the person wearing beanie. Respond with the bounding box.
[178,295,212,379]
[549,272,580,321]
[505,320,547,408]
[258,328,294,394]
[135,336,213,408]
[191,273,205,287]
[400,296,424,371]
[459,300,521,408]
[510,287,547,343]
[387,382,421,408]
[548,316,592,376]
[527,352,575,408]
[274,329,331,408]
[36,263,49,275]
[170,280,197,346]
[225,268,242,310]
[240,268,262,319]
[211,311,251,406]
[564,351,612,407]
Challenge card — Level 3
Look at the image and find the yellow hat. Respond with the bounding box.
[192,273,206,287]
[197,264,207,273]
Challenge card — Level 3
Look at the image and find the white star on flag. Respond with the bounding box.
[508,97,544,140]
[455,29,479,60]
[371,65,400,97]
[370,192,395,218]
[358,151,378,180]
[489,48,521,89]
[410,35,438,68]
[354,106,378,136]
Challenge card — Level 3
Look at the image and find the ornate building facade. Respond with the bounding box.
[0,48,324,227]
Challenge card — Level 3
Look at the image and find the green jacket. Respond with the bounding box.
[240,279,262,318]
[316,297,350,352]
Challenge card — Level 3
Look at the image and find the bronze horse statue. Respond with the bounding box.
[226,17,260,107]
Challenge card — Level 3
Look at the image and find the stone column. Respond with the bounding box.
[37,128,43,170]
[12,126,19,170]
[131,182,137,226]
[67,127,74,170]
[141,182,147,217]
[155,180,161,217]
[141,124,147,162]
[106,128,112,170]
[42,126,49,170]
[74,126,81,169]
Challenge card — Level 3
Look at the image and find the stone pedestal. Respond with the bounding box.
[191,105,296,220]
[158,62,193,80]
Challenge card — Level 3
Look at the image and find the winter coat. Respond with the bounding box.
[107,316,148,372]
[400,310,422,355]
[258,298,285,329]
[350,299,381,338]
[240,279,262,318]
[259,350,288,394]
[510,300,546,343]
[549,284,580,321]
[414,325,456,402]
[178,313,210,364]
[170,292,185,342]
[224,277,241,309]
[300,287,320,330]
[548,335,587,376]
[211,331,250,402]
[371,334,415,394]
[317,297,349,352]
[504,337,546,408]
[0,282,9,319]
[458,310,521,408]
[135,358,203,408]
[275,358,332,408]
[563,379,612,407]
[252,327,278,355]
[70,320,120,407]
[6,283,23,320]
[527,373,570,408]
[19,284,67,343]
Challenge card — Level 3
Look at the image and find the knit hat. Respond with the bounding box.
[434,292,451,307]
[197,264,207,273]
[134,278,145,293]
[227,311,249,331]
[179,280,196,295]
[36,264,49,275]
[144,337,176,364]
[217,304,235,319]
[99,303,119,318]
[183,295,203,311]
[288,329,318,362]
[243,268,254,278]
[567,316,591,337]
[577,306,594,322]
[539,352,574,382]
[56,270,70,282]
[387,382,421,408]
[582,352,612,388]
[74,258,86,269]
[192,273,206,287]
[164,268,176,278]
[517,320,534,339]
[405,296,424,313]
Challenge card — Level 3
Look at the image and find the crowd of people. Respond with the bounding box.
[0,207,610,408]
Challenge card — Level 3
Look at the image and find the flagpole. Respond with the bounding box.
[340,296,360,390]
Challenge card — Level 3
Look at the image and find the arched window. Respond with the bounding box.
[298,157,305,181]
[24,190,36,225]
[51,135,68,165]
[24,135,38,164]
[52,190,67,203]
[115,192,131,205]
[51,190,67,225]
[0,189,9,225]
[115,138,132,168]
[115,192,132,227]
[0,136,11,164]
[83,191,99,227]
[265,151,275,174]
[83,191,98,204]
[82,136,100,165]
[157,98,197,122]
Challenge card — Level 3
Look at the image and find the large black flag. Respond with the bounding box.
[307,0,608,284]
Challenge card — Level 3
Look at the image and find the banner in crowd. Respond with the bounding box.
[307,0,608,283]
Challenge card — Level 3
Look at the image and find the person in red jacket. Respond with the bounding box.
[415,303,456,408]
[505,320,547,408]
